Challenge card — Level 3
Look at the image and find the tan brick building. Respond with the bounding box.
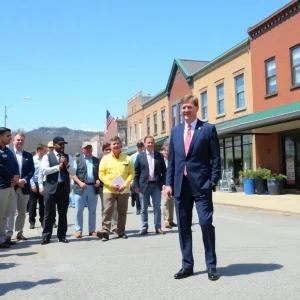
[191,39,254,184]
[124,91,169,155]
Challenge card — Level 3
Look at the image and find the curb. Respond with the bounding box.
[214,202,300,217]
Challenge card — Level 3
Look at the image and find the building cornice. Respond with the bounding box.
[192,39,250,81]
[248,0,300,39]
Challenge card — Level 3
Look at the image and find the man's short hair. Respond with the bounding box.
[14,132,25,138]
[181,94,199,107]
[0,127,11,136]
[144,135,154,143]
[36,143,47,152]
[110,136,121,144]
[102,142,111,151]
[161,144,169,151]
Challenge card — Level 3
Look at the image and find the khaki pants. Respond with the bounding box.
[0,187,15,243]
[102,193,129,235]
[6,188,29,237]
[161,190,174,223]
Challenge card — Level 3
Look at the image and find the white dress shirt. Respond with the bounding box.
[14,148,23,178]
[41,150,75,182]
[184,119,198,140]
[146,150,155,180]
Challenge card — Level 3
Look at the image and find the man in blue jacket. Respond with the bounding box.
[165,94,221,281]
[0,127,19,248]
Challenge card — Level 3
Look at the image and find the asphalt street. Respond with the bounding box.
[1,200,299,300]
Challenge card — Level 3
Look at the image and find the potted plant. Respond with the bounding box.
[267,173,287,195]
[255,168,271,195]
[239,169,256,195]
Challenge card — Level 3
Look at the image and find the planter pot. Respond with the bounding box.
[243,178,255,195]
[255,178,267,195]
[267,179,283,195]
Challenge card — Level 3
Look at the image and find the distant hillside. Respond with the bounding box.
[14,127,103,156]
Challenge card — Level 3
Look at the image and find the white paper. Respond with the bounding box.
[112,175,125,186]
[112,175,126,194]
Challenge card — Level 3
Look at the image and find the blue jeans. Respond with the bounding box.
[74,186,98,233]
[139,183,162,230]
[69,189,75,207]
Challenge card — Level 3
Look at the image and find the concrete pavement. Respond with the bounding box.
[213,191,300,216]
[1,201,300,300]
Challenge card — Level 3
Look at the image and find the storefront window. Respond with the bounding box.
[225,138,233,169]
[243,144,252,170]
[234,136,241,146]
[243,135,252,145]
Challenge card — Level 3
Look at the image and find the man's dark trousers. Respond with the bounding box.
[42,184,69,240]
[174,176,216,271]
[29,182,44,225]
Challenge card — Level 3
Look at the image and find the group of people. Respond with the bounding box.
[0,94,222,281]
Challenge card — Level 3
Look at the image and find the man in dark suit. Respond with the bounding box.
[165,94,221,281]
[6,132,35,242]
[40,136,75,245]
[134,135,166,235]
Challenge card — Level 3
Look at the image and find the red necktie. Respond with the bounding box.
[184,124,192,176]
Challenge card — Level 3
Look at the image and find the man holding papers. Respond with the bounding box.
[98,136,135,241]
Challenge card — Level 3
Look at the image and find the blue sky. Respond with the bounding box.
[0,0,288,131]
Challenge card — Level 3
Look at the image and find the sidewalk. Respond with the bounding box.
[213,191,300,216]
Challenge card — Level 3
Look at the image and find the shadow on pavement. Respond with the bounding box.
[0,263,19,270]
[210,263,283,277]
[0,252,38,258]
[192,263,283,277]
[0,278,62,296]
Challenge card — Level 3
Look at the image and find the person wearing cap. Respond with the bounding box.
[98,136,134,241]
[40,136,75,245]
[0,127,20,248]
[47,141,54,153]
[130,141,144,214]
[71,142,101,238]
[6,132,35,242]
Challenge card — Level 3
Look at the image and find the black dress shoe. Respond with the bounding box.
[156,228,165,234]
[174,268,194,279]
[58,238,69,243]
[29,223,35,229]
[40,239,50,245]
[53,222,58,228]
[140,229,148,235]
[207,268,220,281]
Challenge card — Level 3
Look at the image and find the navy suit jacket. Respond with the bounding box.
[134,150,166,193]
[166,119,221,198]
[13,150,35,195]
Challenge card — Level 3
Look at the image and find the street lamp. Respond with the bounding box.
[4,97,30,127]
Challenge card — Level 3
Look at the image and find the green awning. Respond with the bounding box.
[122,136,169,155]
[216,101,300,134]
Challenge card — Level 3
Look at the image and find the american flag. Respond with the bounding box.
[105,110,115,134]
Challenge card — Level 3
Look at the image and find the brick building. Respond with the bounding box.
[247,0,300,189]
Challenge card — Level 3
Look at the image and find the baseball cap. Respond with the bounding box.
[47,141,54,147]
[82,141,93,148]
[136,141,144,147]
[53,136,68,144]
